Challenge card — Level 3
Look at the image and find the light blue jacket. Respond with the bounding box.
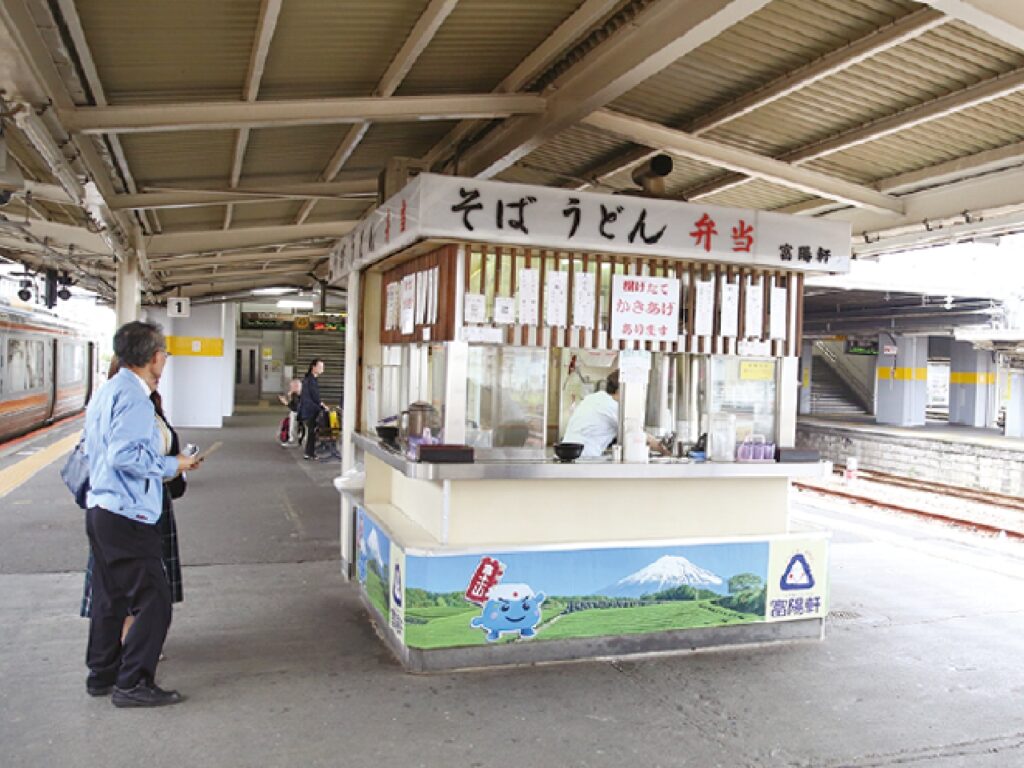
[84,368,178,524]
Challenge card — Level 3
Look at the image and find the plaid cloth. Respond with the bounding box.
[80,495,183,618]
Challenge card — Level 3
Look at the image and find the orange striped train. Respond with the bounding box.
[0,300,100,443]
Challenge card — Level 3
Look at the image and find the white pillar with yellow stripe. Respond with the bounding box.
[875,335,927,427]
[146,303,232,428]
[949,341,996,428]
[1005,370,1024,439]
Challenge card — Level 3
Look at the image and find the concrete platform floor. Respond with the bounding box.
[1,411,1023,767]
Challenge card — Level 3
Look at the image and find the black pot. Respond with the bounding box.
[376,425,399,443]
[553,442,584,463]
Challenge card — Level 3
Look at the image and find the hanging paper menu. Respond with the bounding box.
[400,274,416,335]
[494,296,516,325]
[720,281,739,338]
[693,279,715,337]
[572,271,596,329]
[430,267,439,325]
[744,277,763,338]
[769,285,787,340]
[464,293,486,324]
[385,281,400,331]
[517,268,540,325]
[545,271,568,327]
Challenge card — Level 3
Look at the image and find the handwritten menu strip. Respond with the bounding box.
[545,270,568,327]
[518,268,540,325]
[720,281,739,338]
[770,285,787,340]
[744,276,763,338]
[572,271,596,329]
[693,279,714,337]
[400,274,415,335]
[385,281,399,331]
[464,292,486,324]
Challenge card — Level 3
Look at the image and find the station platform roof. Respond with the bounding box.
[1,1,1024,302]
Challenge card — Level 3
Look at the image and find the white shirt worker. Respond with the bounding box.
[562,390,619,458]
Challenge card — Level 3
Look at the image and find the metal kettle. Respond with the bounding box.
[400,401,440,439]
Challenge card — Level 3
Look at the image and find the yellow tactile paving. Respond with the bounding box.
[0,431,81,500]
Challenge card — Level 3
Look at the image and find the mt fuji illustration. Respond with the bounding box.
[600,555,724,597]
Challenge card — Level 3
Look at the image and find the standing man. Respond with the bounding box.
[84,321,200,707]
[299,358,327,460]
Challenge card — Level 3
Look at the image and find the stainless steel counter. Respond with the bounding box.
[353,433,831,482]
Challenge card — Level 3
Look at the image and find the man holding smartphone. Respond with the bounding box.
[83,321,201,708]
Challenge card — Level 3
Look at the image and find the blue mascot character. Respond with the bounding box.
[470,583,546,642]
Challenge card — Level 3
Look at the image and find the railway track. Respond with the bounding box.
[833,466,1024,513]
[794,468,1024,541]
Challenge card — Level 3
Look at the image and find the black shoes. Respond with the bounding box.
[111,681,185,708]
[86,682,113,697]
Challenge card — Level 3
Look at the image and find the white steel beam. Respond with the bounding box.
[60,94,546,134]
[110,181,376,210]
[876,139,1024,194]
[168,275,316,298]
[579,7,948,188]
[150,248,329,270]
[160,264,316,283]
[225,0,283,230]
[458,0,772,178]
[422,0,621,169]
[687,65,1024,201]
[296,0,459,224]
[922,1,1024,52]
[146,221,356,256]
[584,109,904,214]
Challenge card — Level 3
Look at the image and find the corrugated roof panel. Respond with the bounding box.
[396,0,586,95]
[609,0,920,129]
[74,0,258,103]
[242,126,356,179]
[259,0,432,100]
[514,124,634,187]
[119,131,235,185]
[154,206,226,232]
[807,94,1024,184]
[701,19,1024,160]
[305,199,376,225]
[229,201,305,226]
[345,122,456,171]
[700,178,815,212]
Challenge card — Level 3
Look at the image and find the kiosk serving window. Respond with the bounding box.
[707,356,778,441]
[466,345,547,451]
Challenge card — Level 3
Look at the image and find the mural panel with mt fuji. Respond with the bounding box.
[398,534,771,649]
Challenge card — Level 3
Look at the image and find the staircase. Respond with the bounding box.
[810,356,868,416]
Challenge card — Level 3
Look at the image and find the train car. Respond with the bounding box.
[0,300,100,443]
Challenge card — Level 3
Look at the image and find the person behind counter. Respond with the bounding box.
[561,370,666,458]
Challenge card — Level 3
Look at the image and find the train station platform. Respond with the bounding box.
[798,416,1024,498]
[2,410,1023,767]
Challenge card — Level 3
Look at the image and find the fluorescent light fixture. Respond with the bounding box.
[252,287,293,296]
[277,298,314,309]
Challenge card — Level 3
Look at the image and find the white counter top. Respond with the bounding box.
[353,433,831,482]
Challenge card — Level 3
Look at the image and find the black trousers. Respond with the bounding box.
[85,506,172,690]
[303,415,319,458]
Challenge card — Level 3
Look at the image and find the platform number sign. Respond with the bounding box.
[168,297,191,317]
